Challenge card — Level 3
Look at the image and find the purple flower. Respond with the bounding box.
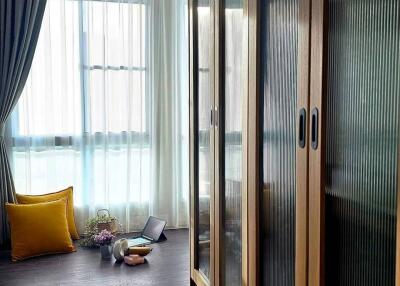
[94,229,115,246]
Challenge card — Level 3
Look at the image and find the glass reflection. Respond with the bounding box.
[197,1,211,279]
[325,1,399,284]
[260,0,298,285]
[223,1,243,285]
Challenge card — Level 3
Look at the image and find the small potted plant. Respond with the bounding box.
[94,229,115,260]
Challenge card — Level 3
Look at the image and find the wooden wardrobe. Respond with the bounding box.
[189,0,400,285]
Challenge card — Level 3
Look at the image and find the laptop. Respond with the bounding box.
[127,216,167,247]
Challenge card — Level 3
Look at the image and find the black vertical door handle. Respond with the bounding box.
[298,108,306,148]
[311,107,319,150]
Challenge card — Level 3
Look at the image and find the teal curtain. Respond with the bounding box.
[0,0,46,245]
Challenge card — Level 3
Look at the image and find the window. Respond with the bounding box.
[85,1,147,134]
[12,0,147,139]
[10,0,150,205]
[8,0,189,231]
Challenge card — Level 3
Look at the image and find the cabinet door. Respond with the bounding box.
[259,0,311,285]
[220,0,247,285]
[309,0,400,285]
[190,0,215,285]
[325,2,400,283]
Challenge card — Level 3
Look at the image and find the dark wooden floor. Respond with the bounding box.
[0,229,189,286]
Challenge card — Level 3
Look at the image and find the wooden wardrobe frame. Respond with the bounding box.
[190,0,400,285]
[189,0,216,285]
[190,0,312,284]
[308,0,400,285]
[190,0,250,285]
[245,0,313,284]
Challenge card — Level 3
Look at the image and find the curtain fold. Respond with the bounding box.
[0,0,46,245]
[8,0,189,234]
[149,0,189,228]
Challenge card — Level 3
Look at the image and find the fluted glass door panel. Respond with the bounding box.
[196,0,212,279]
[223,0,244,285]
[260,0,299,285]
[325,1,400,285]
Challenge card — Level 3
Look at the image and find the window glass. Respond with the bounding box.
[13,1,147,137]
[15,0,81,136]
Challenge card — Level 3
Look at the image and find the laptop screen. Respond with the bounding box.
[142,216,166,241]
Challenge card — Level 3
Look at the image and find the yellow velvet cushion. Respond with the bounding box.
[16,187,79,240]
[6,200,76,261]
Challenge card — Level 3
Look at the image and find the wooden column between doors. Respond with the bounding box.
[241,0,250,285]
[295,0,312,285]
[189,1,214,285]
[247,0,260,285]
[308,0,327,285]
[189,0,197,280]
[214,0,223,285]
[209,0,216,285]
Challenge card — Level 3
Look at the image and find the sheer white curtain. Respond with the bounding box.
[8,0,189,233]
[148,0,189,228]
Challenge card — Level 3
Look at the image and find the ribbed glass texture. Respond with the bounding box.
[260,0,298,285]
[196,1,211,279]
[325,1,400,285]
[223,1,244,285]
